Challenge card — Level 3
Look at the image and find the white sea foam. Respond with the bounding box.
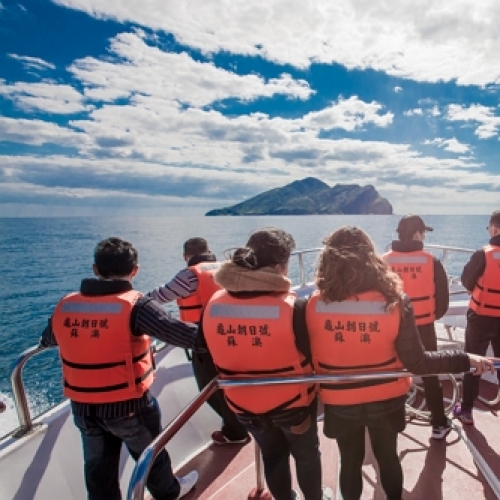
[0,393,18,438]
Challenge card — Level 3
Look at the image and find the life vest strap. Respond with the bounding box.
[414,312,433,320]
[485,304,500,310]
[132,350,149,363]
[225,384,316,415]
[411,295,432,302]
[65,380,129,393]
[62,358,125,370]
[320,378,398,391]
[62,350,149,370]
[179,304,203,310]
[318,357,398,372]
[218,358,310,377]
[64,367,154,393]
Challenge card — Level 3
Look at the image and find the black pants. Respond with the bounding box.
[418,323,447,427]
[462,310,500,410]
[324,398,405,500]
[192,351,248,440]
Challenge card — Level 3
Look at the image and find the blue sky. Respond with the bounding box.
[1,0,499,216]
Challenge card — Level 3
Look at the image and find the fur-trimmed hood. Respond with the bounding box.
[215,261,291,293]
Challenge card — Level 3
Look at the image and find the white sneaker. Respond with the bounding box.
[176,470,198,499]
[291,489,303,500]
[322,485,334,500]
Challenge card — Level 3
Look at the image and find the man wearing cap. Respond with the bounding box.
[383,214,451,439]
[454,210,500,425]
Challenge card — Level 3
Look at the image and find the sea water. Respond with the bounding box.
[0,214,489,436]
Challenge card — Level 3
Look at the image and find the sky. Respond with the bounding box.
[1,0,500,216]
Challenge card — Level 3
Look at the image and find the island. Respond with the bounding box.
[205,177,393,216]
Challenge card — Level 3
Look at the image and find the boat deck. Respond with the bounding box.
[166,321,500,500]
[171,377,500,499]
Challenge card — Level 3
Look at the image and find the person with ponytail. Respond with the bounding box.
[305,226,494,500]
[202,227,333,500]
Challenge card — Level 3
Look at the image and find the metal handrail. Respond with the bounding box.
[291,244,475,288]
[127,363,500,500]
[10,344,47,436]
[8,342,172,439]
[127,379,219,500]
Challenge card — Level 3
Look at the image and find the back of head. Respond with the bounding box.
[94,237,138,279]
[232,227,295,270]
[183,237,209,257]
[315,226,402,308]
[396,214,433,241]
[489,210,500,229]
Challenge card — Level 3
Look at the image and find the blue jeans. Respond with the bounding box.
[240,401,322,500]
[73,396,180,500]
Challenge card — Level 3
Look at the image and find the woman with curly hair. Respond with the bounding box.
[305,226,493,500]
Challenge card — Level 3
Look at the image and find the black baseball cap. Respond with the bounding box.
[397,215,434,235]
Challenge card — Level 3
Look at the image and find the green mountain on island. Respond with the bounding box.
[205,177,393,216]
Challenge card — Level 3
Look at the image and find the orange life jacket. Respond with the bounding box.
[383,249,436,325]
[177,261,222,323]
[203,290,316,415]
[52,290,154,403]
[306,290,411,405]
[470,245,500,317]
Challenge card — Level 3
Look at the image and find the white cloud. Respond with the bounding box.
[0,80,89,114]
[54,0,500,86]
[298,97,394,131]
[424,137,471,154]
[430,105,441,117]
[447,103,500,138]
[404,108,423,116]
[71,31,313,108]
[0,117,89,147]
[394,86,402,93]
[9,54,55,71]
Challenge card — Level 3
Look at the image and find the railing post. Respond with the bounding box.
[442,248,449,269]
[298,253,305,286]
[255,443,265,491]
[127,378,219,500]
[10,344,47,437]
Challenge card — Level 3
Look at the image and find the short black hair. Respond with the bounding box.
[490,210,500,228]
[183,237,209,256]
[94,237,138,278]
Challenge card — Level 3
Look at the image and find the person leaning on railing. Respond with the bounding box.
[305,226,494,500]
[201,227,333,500]
[146,236,249,445]
[39,237,199,500]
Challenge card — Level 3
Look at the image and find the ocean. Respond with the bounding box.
[0,214,489,436]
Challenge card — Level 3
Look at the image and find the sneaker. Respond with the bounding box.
[431,419,452,440]
[291,489,303,500]
[453,404,474,425]
[322,486,334,500]
[211,430,251,445]
[176,470,198,499]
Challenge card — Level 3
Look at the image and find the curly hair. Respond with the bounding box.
[227,227,296,270]
[315,226,403,311]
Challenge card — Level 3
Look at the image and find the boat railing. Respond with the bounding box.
[10,344,48,437]
[291,243,475,288]
[8,340,171,438]
[127,364,500,500]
